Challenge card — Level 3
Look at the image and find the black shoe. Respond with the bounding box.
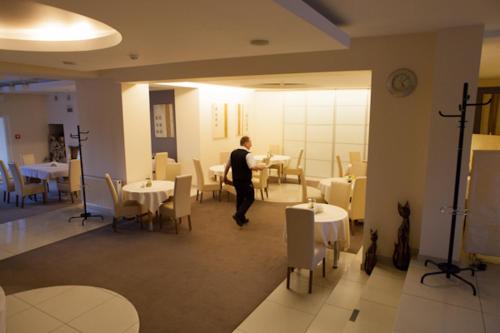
[232,215,244,227]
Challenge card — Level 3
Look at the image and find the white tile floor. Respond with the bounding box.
[6,286,139,333]
[0,205,109,260]
[394,259,500,333]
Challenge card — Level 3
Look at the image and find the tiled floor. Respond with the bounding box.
[6,285,139,333]
[394,259,500,333]
[0,205,109,260]
[235,249,406,333]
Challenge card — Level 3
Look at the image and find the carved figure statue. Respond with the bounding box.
[393,201,411,271]
[364,229,378,275]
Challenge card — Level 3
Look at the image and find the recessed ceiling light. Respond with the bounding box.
[0,1,122,51]
[62,61,76,65]
[250,39,270,46]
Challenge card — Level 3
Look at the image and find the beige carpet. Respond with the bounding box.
[0,199,289,333]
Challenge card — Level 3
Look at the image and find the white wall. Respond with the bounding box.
[47,93,79,159]
[0,94,49,164]
[121,83,153,182]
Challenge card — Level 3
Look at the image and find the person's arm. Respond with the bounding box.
[246,153,265,170]
[223,158,232,185]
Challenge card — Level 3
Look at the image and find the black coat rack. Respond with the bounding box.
[420,82,492,296]
[68,125,103,225]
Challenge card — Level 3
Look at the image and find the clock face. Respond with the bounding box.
[387,68,417,97]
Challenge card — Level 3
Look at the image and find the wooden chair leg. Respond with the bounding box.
[58,191,61,201]
[70,192,74,203]
[265,187,269,198]
[15,195,18,207]
[200,192,203,203]
[21,197,25,208]
[286,267,291,289]
[349,219,355,235]
[309,270,313,294]
[188,215,192,231]
[174,218,179,234]
[260,189,264,200]
[322,257,326,277]
[3,191,5,202]
[196,190,199,201]
[7,192,10,203]
[112,217,117,232]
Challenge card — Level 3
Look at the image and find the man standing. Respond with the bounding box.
[224,136,264,226]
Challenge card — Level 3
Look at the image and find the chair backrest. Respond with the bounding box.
[21,154,35,165]
[165,162,182,181]
[193,159,205,188]
[0,161,10,191]
[329,181,351,210]
[350,161,367,177]
[349,151,362,163]
[300,172,307,203]
[336,155,344,177]
[350,177,367,220]
[104,173,120,213]
[286,207,315,269]
[259,167,269,188]
[68,159,82,192]
[173,175,192,217]
[269,144,281,154]
[219,151,230,165]
[296,149,304,168]
[154,152,168,180]
[8,163,24,195]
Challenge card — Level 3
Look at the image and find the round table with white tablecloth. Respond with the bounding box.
[209,164,226,177]
[291,203,350,267]
[318,177,351,202]
[122,180,174,214]
[254,154,291,166]
[20,162,68,180]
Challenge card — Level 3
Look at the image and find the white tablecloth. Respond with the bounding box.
[122,180,174,213]
[209,164,226,177]
[318,177,352,202]
[292,203,350,249]
[20,162,68,180]
[254,154,291,166]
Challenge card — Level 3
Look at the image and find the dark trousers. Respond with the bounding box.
[234,180,255,219]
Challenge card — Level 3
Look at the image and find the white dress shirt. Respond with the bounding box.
[227,146,256,169]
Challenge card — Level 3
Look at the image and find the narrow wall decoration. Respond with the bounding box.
[153,104,175,138]
[212,102,228,139]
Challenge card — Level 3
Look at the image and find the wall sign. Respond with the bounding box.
[211,102,228,139]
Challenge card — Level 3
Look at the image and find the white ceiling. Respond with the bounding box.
[151,71,372,90]
[0,0,499,78]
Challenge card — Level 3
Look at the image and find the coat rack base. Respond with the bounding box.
[420,259,477,296]
[68,212,104,226]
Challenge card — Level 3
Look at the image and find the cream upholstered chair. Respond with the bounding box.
[286,207,326,293]
[21,153,35,165]
[300,172,325,203]
[350,161,367,177]
[159,175,193,233]
[165,162,182,181]
[219,151,230,165]
[336,155,344,177]
[268,144,282,180]
[349,151,362,164]
[329,181,353,234]
[0,161,15,203]
[193,159,220,202]
[350,177,367,223]
[252,167,269,200]
[57,159,81,203]
[283,149,304,183]
[154,152,169,180]
[105,173,147,231]
[9,162,46,208]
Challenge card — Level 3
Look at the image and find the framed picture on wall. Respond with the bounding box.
[236,103,249,136]
[212,102,228,139]
[153,104,175,138]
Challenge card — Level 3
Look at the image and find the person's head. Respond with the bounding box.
[240,136,252,149]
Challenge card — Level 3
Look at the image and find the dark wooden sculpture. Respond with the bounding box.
[364,229,378,275]
[393,201,411,271]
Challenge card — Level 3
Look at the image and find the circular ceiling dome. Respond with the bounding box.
[0,1,122,52]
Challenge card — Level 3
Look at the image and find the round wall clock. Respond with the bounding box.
[386,68,417,97]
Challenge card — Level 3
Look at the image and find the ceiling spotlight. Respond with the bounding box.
[62,60,76,65]
[129,53,139,60]
[250,39,270,46]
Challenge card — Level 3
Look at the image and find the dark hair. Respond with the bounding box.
[240,136,250,146]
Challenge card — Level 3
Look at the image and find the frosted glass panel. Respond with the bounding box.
[284,92,306,106]
[284,141,305,158]
[284,105,306,124]
[307,106,333,125]
[335,143,365,163]
[284,124,305,141]
[306,159,332,177]
[307,91,335,105]
[336,89,369,105]
[335,125,366,144]
[336,105,367,125]
[307,125,333,143]
[306,142,332,160]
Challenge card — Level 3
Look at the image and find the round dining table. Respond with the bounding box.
[318,177,352,202]
[122,180,175,230]
[254,154,291,166]
[292,203,350,267]
[209,164,225,177]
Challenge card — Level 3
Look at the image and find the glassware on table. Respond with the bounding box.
[146,177,152,187]
[308,197,316,209]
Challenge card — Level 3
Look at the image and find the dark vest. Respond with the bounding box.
[231,149,252,182]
